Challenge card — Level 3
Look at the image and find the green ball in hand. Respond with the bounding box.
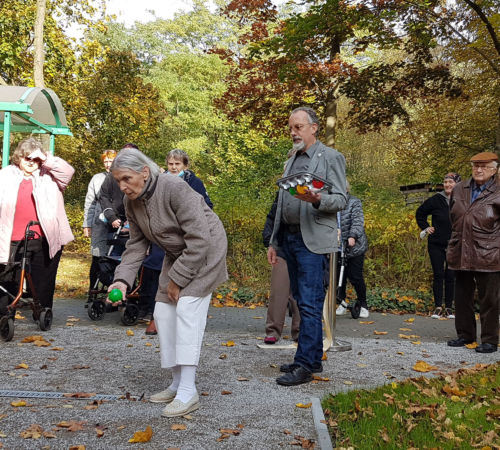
[108,288,123,303]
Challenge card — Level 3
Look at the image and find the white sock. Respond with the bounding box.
[168,365,181,392]
[175,365,197,403]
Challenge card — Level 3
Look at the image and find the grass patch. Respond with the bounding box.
[55,252,91,299]
[323,362,500,449]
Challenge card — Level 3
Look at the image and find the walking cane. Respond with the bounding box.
[323,246,352,352]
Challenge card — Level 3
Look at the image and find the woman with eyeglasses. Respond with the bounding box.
[416,172,461,319]
[0,137,74,316]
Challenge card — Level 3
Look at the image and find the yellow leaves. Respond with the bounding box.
[450,395,461,402]
[128,425,153,443]
[171,424,187,431]
[443,384,467,397]
[399,328,412,331]
[413,360,438,373]
[312,375,330,382]
[359,320,375,324]
[21,335,50,347]
[11,400,26,407]
[399,334,420,340]
[126,329,134,336]
[51,347,64,351]
[14,311,25,320]
[465,342,478,349]
[411,341,421,345]
[19,424,44,439]
[374,330,388,335]
[404,318,415,323]
[15,363,29,369]
[221,340,235,347]
[295,402,312,408]
[322,352,328,361]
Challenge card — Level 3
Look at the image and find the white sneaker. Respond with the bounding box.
[336,301,347,316]
[359,307,369,318]
[161,393,200,417]
[431,307,442,319]
[149,388,177,403]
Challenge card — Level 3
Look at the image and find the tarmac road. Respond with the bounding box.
[0,298,498,449]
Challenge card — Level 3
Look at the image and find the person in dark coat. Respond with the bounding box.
[262,192,300,344]
[446,152,500,354]
[335,182,369,318]
[416,172,461,319]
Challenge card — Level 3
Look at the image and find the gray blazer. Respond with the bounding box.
[270,141,347,254]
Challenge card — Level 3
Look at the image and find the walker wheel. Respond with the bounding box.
[0,316,15,341]
[121,303,139,326]
[88,301,106,321]
[351,301,361,319]
[39,308,53,331]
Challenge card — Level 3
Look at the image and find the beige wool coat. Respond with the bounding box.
[113,173,228,301]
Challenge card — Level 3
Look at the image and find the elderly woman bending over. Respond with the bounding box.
[107,148,227,418]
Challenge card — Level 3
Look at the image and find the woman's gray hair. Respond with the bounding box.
[111,147,161,178]
[166,149,189,167]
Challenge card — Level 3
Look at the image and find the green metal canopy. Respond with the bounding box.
[0,86,72,167]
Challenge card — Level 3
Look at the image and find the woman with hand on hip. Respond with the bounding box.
[416,172,461,319]
[107,148,227,418]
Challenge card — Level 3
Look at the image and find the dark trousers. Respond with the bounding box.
[4,239,62,309]
[428,242,455,308]
[454,271,499,345]
[337,253,367,308]
[281,230,327,372]
[139,266,160,315]
[89,256,100,290]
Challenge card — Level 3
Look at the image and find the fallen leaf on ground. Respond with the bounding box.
[14,312,25,320]
[412,341,421,345]
[63,393,96,399]
[397,352,404,355]
[399,328,412,331]
[69,446,86,450]
[51,347,64,351]
[404,318,415,323]
[413,360,438,373]
[359,321,375,324]
[219,354,227,360]
[128,426,153,443]
[19,424,43,439]
[171,424,187,431]
[126,330,134,336]
[374,331,388,335]
[221,340,235,347]
[322,352,327,361]
[344,380,353,385]
[312,375,330,382]
[72,365,90,370]
[34,340,51,347]
[11,401,26,407]
[465,342,478,349]
[15,363,29,369]
[237,377,249,381]
[221,390,232,395]
[252,316,263,319]
[21,335,44,343]
[399,334,420,340]
[295,403,312,408]
[56,420,87,432]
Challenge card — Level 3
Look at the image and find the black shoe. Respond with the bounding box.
[447,337,474,347]
[475,343,497,353]
[279,362,323,374]
[276,366,313,386]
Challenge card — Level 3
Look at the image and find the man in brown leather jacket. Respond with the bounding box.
[446,152,499,353]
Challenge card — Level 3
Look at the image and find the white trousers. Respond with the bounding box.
[154,294,211,368]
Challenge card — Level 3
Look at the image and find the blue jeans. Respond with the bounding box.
[281,230,327,372]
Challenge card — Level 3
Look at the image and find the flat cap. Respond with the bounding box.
[470,151,498,162]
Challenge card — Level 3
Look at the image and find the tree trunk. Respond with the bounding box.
[34,0,46,88]
[324,99,337,147]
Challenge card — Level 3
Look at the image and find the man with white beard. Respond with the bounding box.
[267,107,347,385]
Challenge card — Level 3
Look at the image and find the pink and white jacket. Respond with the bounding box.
[0,154,75,263]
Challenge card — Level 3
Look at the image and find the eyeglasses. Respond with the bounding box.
[471,163,497,171]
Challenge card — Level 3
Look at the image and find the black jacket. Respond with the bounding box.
[415,192,451,246]
[99,173,125,226]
